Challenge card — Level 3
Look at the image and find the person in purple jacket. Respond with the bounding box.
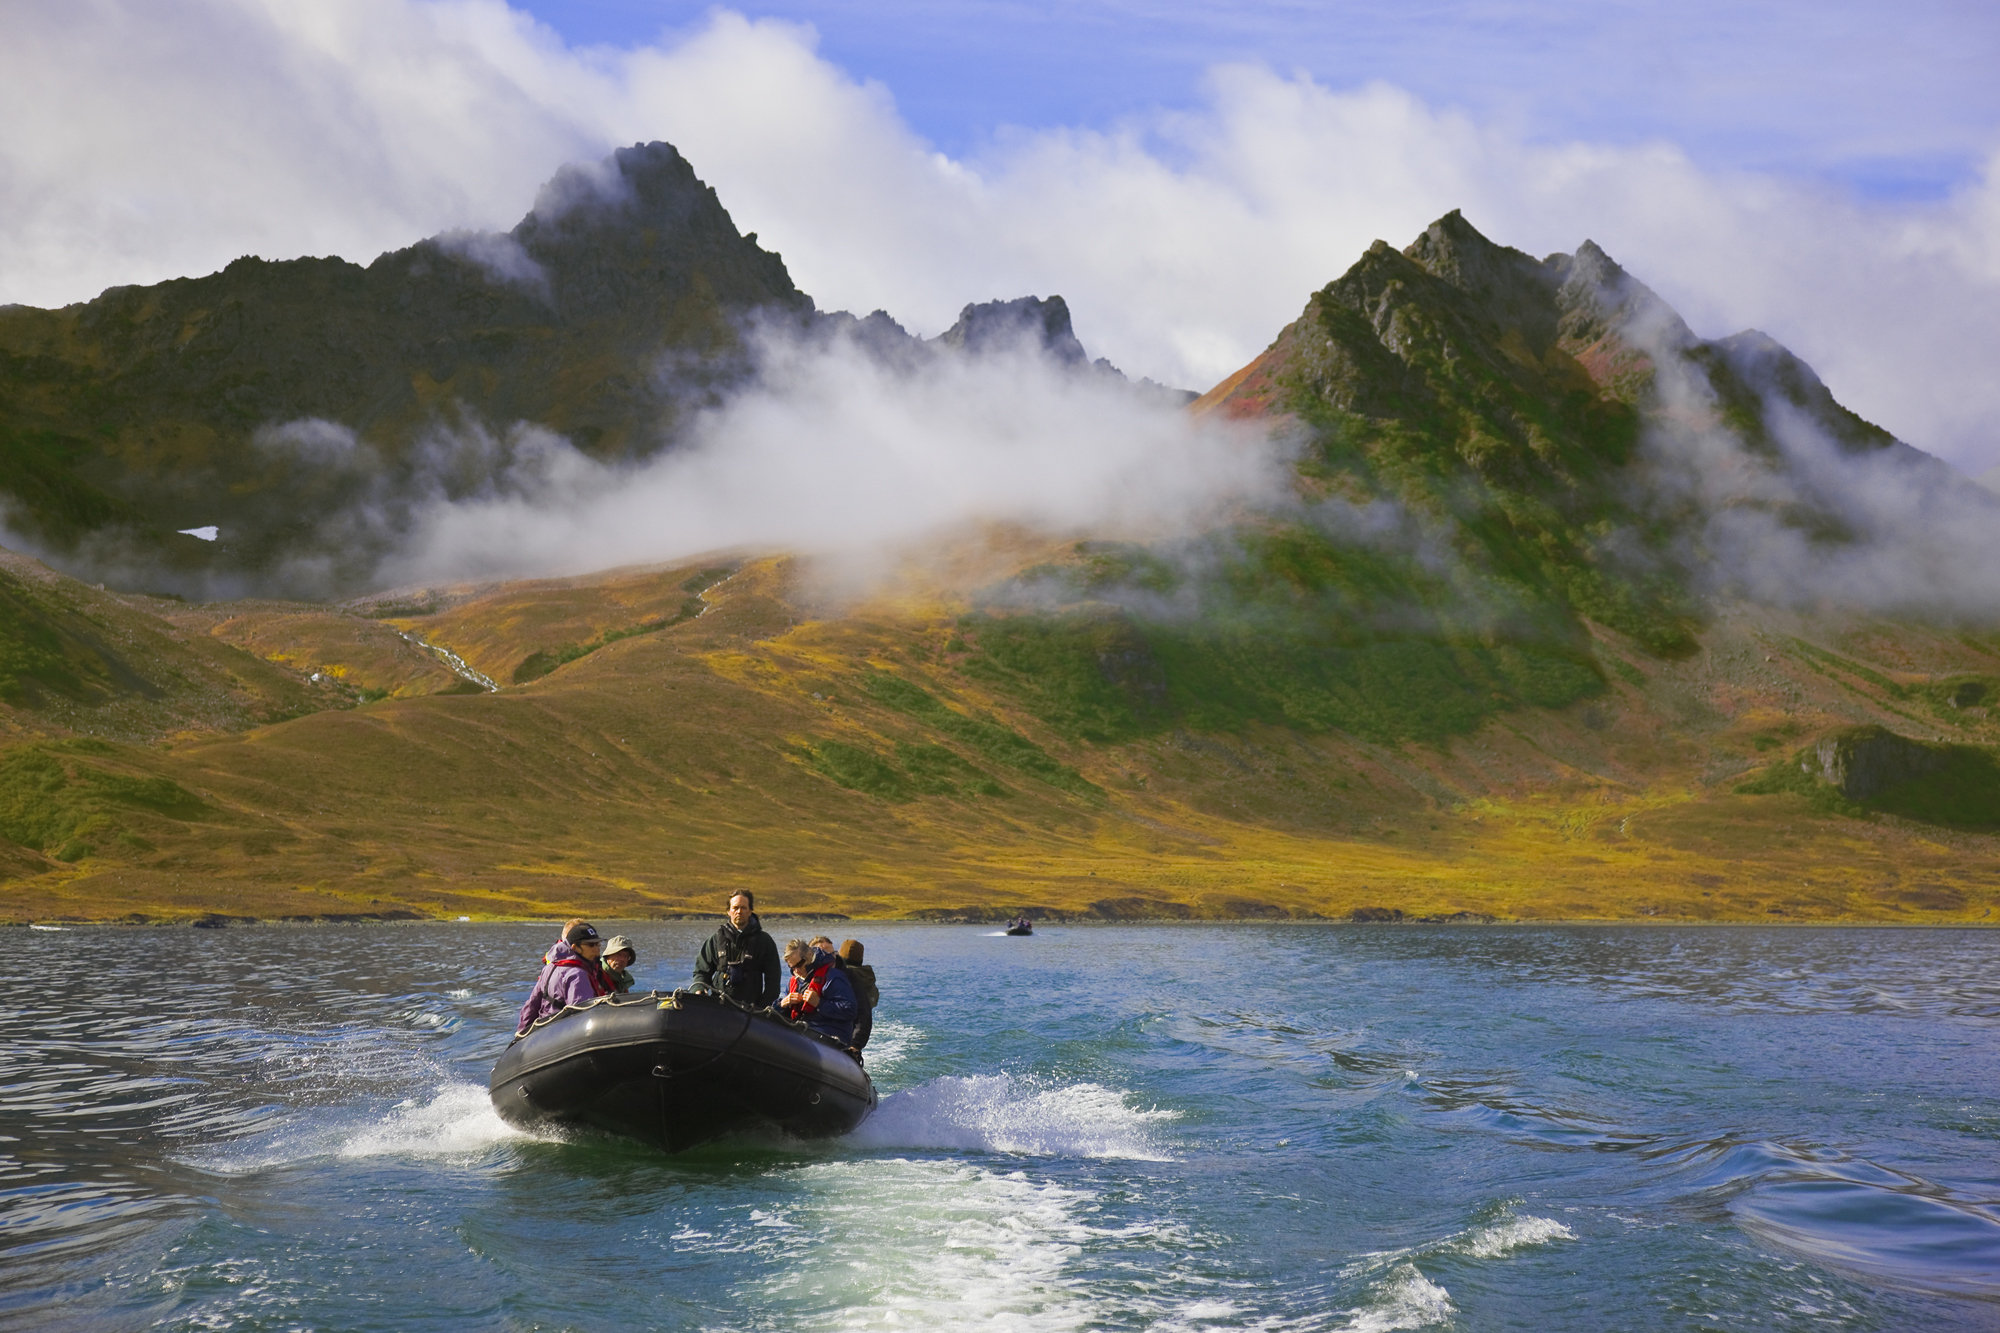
[514,921,612,1036]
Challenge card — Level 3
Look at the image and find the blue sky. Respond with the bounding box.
[514,0,2000,199]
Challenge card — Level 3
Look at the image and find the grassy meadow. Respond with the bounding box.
[3,552,1997,926]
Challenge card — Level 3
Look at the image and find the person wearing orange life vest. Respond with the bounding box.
[777,938,858,1046]
[514,921,613,1035]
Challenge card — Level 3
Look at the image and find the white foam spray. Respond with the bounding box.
[853,1074,1177,1160]
[192,1082,553,1175]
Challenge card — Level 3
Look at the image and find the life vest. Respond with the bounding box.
[785,959,831,1013]
[721,938,760,996]
[547,955,613,999]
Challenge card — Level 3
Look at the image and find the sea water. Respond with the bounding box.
[2,923,1997,1330]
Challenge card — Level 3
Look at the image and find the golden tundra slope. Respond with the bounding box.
[2,550,1997,924]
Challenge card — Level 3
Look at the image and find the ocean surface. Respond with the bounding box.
[3,922,1997,1331]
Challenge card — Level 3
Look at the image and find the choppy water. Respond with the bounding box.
[3,923,1998,1331]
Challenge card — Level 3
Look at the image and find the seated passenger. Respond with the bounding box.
[514,921,611,1036]
[602,935,638,993]
[838,938,879,1051]
[777,938,858,1046]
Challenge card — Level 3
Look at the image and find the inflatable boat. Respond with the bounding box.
[1004,917,1034,936]
[489,988,876,1152]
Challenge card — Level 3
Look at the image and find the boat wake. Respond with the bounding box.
[857,1018,918,1074]
[853,1073,1176,1160]
[189,1082,556,1175]
[335,1082,551,1159]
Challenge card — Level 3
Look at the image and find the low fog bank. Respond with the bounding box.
[367,318,1282,590]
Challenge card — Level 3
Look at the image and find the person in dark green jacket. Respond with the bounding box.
[838,938,879,1051]
[692,891,782,1008]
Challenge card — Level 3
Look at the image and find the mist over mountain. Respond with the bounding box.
[2,135,1995,633]
[1195,208,2000,625]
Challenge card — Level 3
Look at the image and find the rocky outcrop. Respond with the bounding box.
[1808,725,1948,801]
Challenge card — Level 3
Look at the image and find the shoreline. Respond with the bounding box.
[12,911,1997,929]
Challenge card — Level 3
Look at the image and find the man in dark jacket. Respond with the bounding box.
[693,890,782,1008]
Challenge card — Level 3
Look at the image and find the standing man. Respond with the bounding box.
[693,890,782,1008]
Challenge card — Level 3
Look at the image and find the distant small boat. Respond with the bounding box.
[1004,917,1034,936]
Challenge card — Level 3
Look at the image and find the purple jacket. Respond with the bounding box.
[514,939,606,1035]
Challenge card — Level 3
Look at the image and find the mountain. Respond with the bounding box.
[0,149,1170,603]
[0,142,808,596]
[2,150,1997,925]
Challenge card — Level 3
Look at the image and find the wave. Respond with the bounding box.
[852,1073,1177,1160]
[1460,1211,1575,1258]
[1660,1137,2000,1298]
[190,1082,555,1174]
[335,1082,549,1158]
[1336,1264,1455,1332]
[1343,1201,1577,1276]
[1325,1203,1575,1331]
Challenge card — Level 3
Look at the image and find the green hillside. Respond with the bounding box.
[0,546,1995,926]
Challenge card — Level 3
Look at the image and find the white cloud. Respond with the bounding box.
[381,323,1280,587]
[4,0,1999,475]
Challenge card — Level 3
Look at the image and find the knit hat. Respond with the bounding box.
[839,939,865,965]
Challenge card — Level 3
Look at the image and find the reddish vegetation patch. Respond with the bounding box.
[1192,334,1295,421]
[1568,336,1652,393]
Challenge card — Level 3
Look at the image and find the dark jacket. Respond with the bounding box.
[693,913,782,1007]
[844,962,879,1050]
[783,950,859,1045]
[606,964,636,994]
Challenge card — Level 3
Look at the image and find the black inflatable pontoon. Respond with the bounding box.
[489,989,876,1152]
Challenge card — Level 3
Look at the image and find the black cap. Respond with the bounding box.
[564,922,601,946]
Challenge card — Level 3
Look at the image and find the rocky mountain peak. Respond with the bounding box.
[505,141,808,323]
[937,295,1088,365]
